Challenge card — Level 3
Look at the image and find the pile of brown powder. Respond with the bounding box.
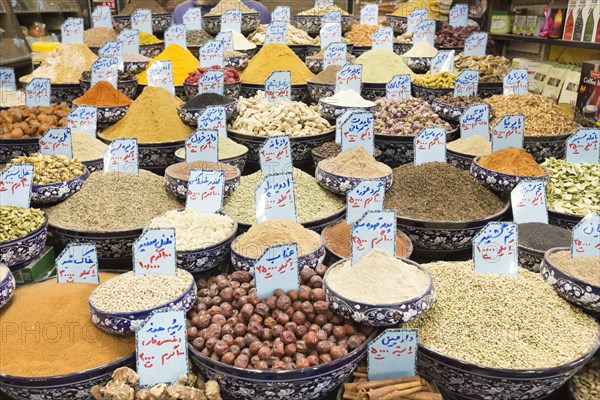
[20,44,97,84]
[319,146,391,178]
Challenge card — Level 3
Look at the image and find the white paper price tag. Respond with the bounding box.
[503,68,529,95]
[315,0,333,6]
[67,106,97,137]
[272,6,290,23]
[25,78,50,107]
[254,244,300,298]
[460,103,490,139]
[118,29,140,54]
[322,10,341,25]
[386,74,411,101]
[340,110,374,155]
[131,9,153,34]
[183,8,203,30]
[198,70,224,95]
[215,32,234,52]
[104,138,139,173]
[449,4,468,27]
[259,135,292,174]
[136,309,188,387]
[197,106,226,138]
[454,69,479,97]
[99,42,124,71]
[165,24,187,48]
[511,179,548,224]
[413,20,435,46]
[414,126,446,165]
[407,8,428,32]
[473,222,518,277]
[572,213,600,258]
[221,9,242,33]
[255,172,297,223]
[360,4,378,25]
[56,243,99,284]
[61,18,84,44]
[133,228,177,275]
[323,42,347,68]
[147,60,175,95]
[92,57,119,88]
[566,128,600,164]
[336,64,362,94]
[368,329,418,381]
[320,23,342,49]
[372,26,393,51]
[351,210,396,265]
[430,50,455,74]
[92,6,112,28]
[0,164,33,208]
[186,169,224,213]
[346,179,385,225]
[265,70,291,103]
[265,22,287,44]
[335,109,355,143]
[491,114,524,152]
[464,32,488,56]
[39,127,73,158]
[0,68,16,91]
[185,129,219,162]
[199,40,224,68]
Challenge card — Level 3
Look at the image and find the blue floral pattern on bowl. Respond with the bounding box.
[225,54,249,71]
[0,267,16,309]
[318,101,375,120]
[305,57,323,74]
[324,257,435,326]
[403,56,432,74]
[230,235,326,272]
[139,43,165,58]
[50,83,83,105]
[307,80,336,102]
[202,13,261,35]
[124,60,149,75]
[176,100,238,127]
[393,42,411,55]
[31,168,89,206]
[351,46,371,57]
[164,162,241,200]
[387,15,407,33]
[541,247,600,317]
[0,137,40,164]
[241,83,309,103]
[82,158,104,173]
[73,102,129,125]
[80,77,138,100]
[174,146,249,174]
[547,209,583,230]
[293,15,353,36]
[90,274,197,335]
[361,82,387,101]
[0,216,47,269]
[315,164,393,195]
[113,13,173,33]
[183,81,241,100]
[518,245,544,272]
[446,148,476,171]
[188,329,377,400]
[524,133,572,163]
[412,83,453,103]
[470,156,548,196]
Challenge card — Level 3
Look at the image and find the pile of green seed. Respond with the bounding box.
[541,158,599,216]
[222,168,345,225]
[405,260,600,370]
[0,206,45,242]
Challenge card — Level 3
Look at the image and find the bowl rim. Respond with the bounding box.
[374,124,459,140]
[316,162,393,182]
[0,265,14,287]
[323,255,434,308]
[472,155,548,180]
[240,81,309,88]
[227,127,335,141]
[31,166,89,189]
[174,145,249,162]
[176,98,238,113]
[318,99,376,109]
[88,269,196,317]
[542,246,600,292]
[183,79,242,87]
[0,213,48,248]
[547,208,586,220]
[139,42,165,47]
[411,82,453,92]
[445,146,482,159]
[306,79,336,87]
[395,198,511,226]
[293,13,353,19]
[165,160,241,183]
[72,101,131,110]
[230,231,326,261]
[97,131,186,146]
[48,219,145,236]
[231,205,347,230]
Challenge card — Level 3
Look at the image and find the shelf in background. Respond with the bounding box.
[490,34,600,50]
[14,10,79,14]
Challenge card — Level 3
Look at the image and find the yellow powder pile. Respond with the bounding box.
[100,86,193,143]
[137,44,199,85]
[240,44,315,84]
[20,44,97,84]
[355,48,414,83]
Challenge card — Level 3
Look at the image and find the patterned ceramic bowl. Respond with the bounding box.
[477,81,503,98]
[293,15,353,36]
[239,47,258,58]
[470,156,548,196]
[386,15,407,34]
[393,42,412,55]
[548,210,583,230]
[230,235,326,273]
[417,336,600,400]
[396,200,511,253]
[315,164,393,195]
[240,83,309,103]
[72,102,129,125]
[518,243,545,273]
[183,81,242,100]
[0,138,40,164]
[0,214,47,269]
[305,44,355,58]
[430,100,467,123]
[228,128,335,163]
[49,83,83,105]
[361,82,387,101]
[375,126,459,167]
[351,45,371,57]
[324,257,434,326]
[541,247,600,317]
[176,99,238,127]
[113,13,173,33]
[89,271,197,334]
[446,148,477,171]
[81,158,104,173]
[225,53,249,71]
[307,80,336,102]
[174,146,249,173]
[235,206,346,234]
[524,133,572,163]
[412,83,453,103]
[318,101,376,120]
[79,76,138,100]
[202,13,261,35]
[139,42,165,58]
[123,60,149,75]
[188,328,377,400]
[0,350,134,400]
[164,161,241,200]
[31,168,90,206]
[0,266,15,309]
[403,56,432,74]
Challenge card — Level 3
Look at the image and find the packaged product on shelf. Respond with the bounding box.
[558,66,582,105]
[541,63,569,100]
[575,60,600,127]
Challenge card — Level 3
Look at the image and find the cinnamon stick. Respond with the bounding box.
[377,387,422,400]
[356,376,421,391]
[367,381,423,399]
[353,372,368,379]
[405,393,443,400]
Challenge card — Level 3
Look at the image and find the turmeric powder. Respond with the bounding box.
[137,44,199,86]
[240,43,315,84]
[478,147,546,176]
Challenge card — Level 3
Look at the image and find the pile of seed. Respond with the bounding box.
[405,260,600,370]
[0,206,45,242]
[549,250,600,286]
[518,223,571,252]
[6,153,86,184]
[542,158,599,216]
[222,168,344,225]
[166,161,239,181]
[571,355,600,400]
[90,269,192,313]
[46,170,181,231]
[385,162,505,221]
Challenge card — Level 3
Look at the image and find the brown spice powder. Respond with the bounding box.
[323,221,411,258]
[166,161,239,180]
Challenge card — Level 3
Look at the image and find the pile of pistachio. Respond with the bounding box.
[7,153,85,184]
[542,158,599,216]
[0,206,45,242]
[455,53,511,82]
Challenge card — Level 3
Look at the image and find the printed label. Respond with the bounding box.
[335,64,362,94]
[351,210,396,265]
[386,74,411,101]
[133,228,177,276]
[56,243,99,284]
[454,69,479,97]
[92,57,119,88]
[449,4,468,27]
[491,114,524,152]
[473,222,518,277]
[272,6,290,23]
[253,244,300,298]
[265,22,288,44]
[340,110,374,155]
[566,128,600,164]
[92,6,112,29]
[460,103,490,139]
[165,24,187,48]
[265,70,291,102]
[67,106,97,137]
[323,42,347,69]
[320,22,342,49]
[259,135,292,174]
[25,78,50,107]
[200,40,225,68]
[61,18,84,44]
[197,106,227,138]
[221,9,242,33]
[39,127,73,158]
[0,164,33,208]
[368,329,418,381]
[0,68,16,91]
[372,26,393,52]
[407,8,428,32]
[503,68,529,95]
[118,29,140,54]
[255,172,297,223]
[104,138,139,173]
[572,213,600,258]
[185,129,219,162]
[464,32,488,56]
[414,126,446,165]
[430,50,455,74]
[183,8,203,30]
[511,179,548,224]
[360,4,378,25]
[346,179,385,225]
[147,60,175,95]
[131,9,152,34]
[198,70,224,95]
[186,169,224,214]
[413,20,435,46]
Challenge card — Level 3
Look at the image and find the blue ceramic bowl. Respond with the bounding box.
[524,132,572,163]
[324,257,435,326]
[548,209,584,230]
[351,45,371,57]
[202,13,261,35]
[50,83,83,105]
[188,328,377,400]
[396,200,511,253]
[417,334,600,400]
[0,214,47,269]
[446,147,477,171]
[82,158,104,173]
[293,14,353,36]
[183,81,242,100]
[123,60,149,75]
[0,137,40,164]
[89,270,197,334]
[80,76,138,100]
[176,99,238,127]
[174,146,249,173]
[305,44,355,58]
[0,266,16,309]
[240,83,309,103]
[230,234,326,273]
[112,13,173,33]
[315,163,393,195]
[518,243,545,273]
[139,42,165,58]
[430,99,492,124]
[541,247,600,317]
[307,80,336,102]
[393,42,412,55]
[306,54,356,74]
[318,100,376,120]
[412,83,453,103]
[72,102,129,125]
[477,81,503,98]
[361,82,387,101]
[386,14,407,34]
[225,53,249,71]
[227,128,335,164]
[403,56,432,74]
[31,168,90,206]
[164,161,241,200]
[470,156,548,196]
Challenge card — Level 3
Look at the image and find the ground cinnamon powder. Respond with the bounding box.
[478,147,545,176]
[73,81,132,107]
[0,272,134,377]
[324,221,411,259]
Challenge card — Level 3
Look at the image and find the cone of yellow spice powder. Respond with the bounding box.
[100,86,193,143]
[240,43,315,84]
[137,43,199,86]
